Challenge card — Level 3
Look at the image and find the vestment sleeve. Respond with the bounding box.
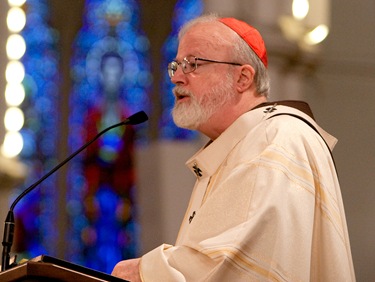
[140,243,224,281]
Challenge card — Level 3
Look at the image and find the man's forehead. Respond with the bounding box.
[178,24,231,57]
[182,21,229,39]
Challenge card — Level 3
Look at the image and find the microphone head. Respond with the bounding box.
[125,111,148,125]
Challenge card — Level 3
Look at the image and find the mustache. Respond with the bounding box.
[172,86,193,99]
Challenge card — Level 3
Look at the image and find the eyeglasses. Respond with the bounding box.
[167,55,242,78]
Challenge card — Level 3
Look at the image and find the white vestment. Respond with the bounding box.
[141,102,355,281]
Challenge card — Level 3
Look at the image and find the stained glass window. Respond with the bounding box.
[11,0,60,259]
[159,0,204,140]
[8,0,204,273]
[67,0,151,273]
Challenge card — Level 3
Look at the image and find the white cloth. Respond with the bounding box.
[140,103,355,281]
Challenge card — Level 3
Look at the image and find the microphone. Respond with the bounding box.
[1,110,148,272]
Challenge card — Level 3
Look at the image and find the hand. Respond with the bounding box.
[112,258,142,282]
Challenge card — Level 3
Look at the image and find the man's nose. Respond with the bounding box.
[171,66,187,85]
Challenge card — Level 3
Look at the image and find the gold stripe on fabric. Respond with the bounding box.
[258,146,346,243]
[203,247,292,282]
[261,147,316,192]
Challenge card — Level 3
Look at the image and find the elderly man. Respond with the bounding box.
[112,14,355,281]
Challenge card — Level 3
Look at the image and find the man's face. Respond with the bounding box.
[172,73,234,130]
[170,23,236,131]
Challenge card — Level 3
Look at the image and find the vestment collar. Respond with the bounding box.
[186,100,337,179]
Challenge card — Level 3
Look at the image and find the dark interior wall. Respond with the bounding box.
[49,0,86,259]
[138,1,176,139]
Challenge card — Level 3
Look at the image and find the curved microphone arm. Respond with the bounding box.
[1,110,148,272]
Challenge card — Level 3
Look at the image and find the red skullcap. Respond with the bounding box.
[219,18,268,68]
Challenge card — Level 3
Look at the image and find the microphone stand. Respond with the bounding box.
[1,111,148,272]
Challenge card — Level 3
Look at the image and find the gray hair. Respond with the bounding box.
[179,14,270,98]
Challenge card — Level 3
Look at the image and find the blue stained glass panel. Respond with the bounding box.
[11,0,60,260]
[67,0,151,273]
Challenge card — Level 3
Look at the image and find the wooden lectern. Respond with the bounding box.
[0,255,128,281]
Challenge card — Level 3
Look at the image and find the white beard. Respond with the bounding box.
[172,75,235,130]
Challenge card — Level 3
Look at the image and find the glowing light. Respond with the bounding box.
[6,34,26,60]
[4,107,24,131]
[6,61,25,84]
[5,83,25,106]
[1,131,24,158]
[304,24,329,45]
[7,7,26,32]
[8,0,27,7]
[293,0,309,20]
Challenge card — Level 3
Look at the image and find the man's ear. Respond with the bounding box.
[236,65,255,93]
